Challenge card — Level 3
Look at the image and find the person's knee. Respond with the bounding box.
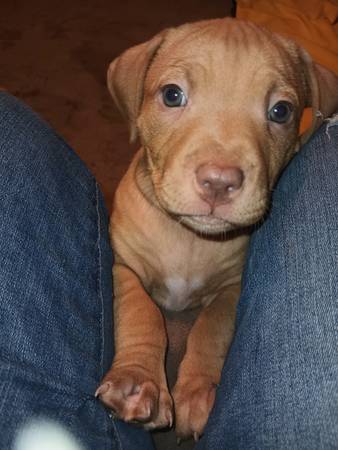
[0,92,94,197]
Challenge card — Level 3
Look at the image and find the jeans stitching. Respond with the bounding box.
[95,182,105,382]
[95,182,122,450]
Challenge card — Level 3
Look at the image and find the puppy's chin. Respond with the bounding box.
[176,214,236,236]
[174,205,267,236]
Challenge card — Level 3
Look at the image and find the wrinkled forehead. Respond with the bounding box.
[146,19,299,96]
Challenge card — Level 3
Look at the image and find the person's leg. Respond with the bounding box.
[196,119,338,450]
[0,92,154,450]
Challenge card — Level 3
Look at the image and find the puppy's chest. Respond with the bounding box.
[146,246,230,312]
[151,274,207,312]
[137,229,247,312]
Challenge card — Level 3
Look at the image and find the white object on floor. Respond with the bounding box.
[13,418,85,450]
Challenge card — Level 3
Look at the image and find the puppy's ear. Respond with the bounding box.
[107,31,169,142]
[300,51,338,145]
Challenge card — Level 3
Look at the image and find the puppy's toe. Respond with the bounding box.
[173,375,217,440]
[96,367,173,429]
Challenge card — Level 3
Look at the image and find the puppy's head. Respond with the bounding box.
[108,18,338,234]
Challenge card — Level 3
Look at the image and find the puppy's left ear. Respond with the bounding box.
[301,52,338,144]
[107,30,170,142]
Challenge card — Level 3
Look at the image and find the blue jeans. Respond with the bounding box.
[0,92,336,449]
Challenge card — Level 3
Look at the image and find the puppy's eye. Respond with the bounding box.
[162,84,187,107]
[268,101,293,123]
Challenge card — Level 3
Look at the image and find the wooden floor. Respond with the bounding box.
[0,0,232,211]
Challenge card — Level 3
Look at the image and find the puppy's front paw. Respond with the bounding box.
[96,367,173,430]
[173,376,217,440]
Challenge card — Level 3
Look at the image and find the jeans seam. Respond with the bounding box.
[95,182,122,450]
[110,420,123,450]
[95,181,105,382]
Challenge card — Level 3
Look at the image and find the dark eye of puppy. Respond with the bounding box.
[162,84,187,107]
[268,101,293,123]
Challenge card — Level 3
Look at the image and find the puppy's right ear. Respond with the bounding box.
[107,31,168,142]
[300,54,338,145]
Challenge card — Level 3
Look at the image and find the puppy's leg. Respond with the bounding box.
[173,284,240,440]
[96,264,173,429]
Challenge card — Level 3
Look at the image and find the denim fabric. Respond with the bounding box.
[197,120,338,449]
[0,93,153,450]
[0,92,337,450]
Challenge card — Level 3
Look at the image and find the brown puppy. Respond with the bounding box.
[96,18,338,440]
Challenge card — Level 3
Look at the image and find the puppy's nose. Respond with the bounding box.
[196,164,244,205]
